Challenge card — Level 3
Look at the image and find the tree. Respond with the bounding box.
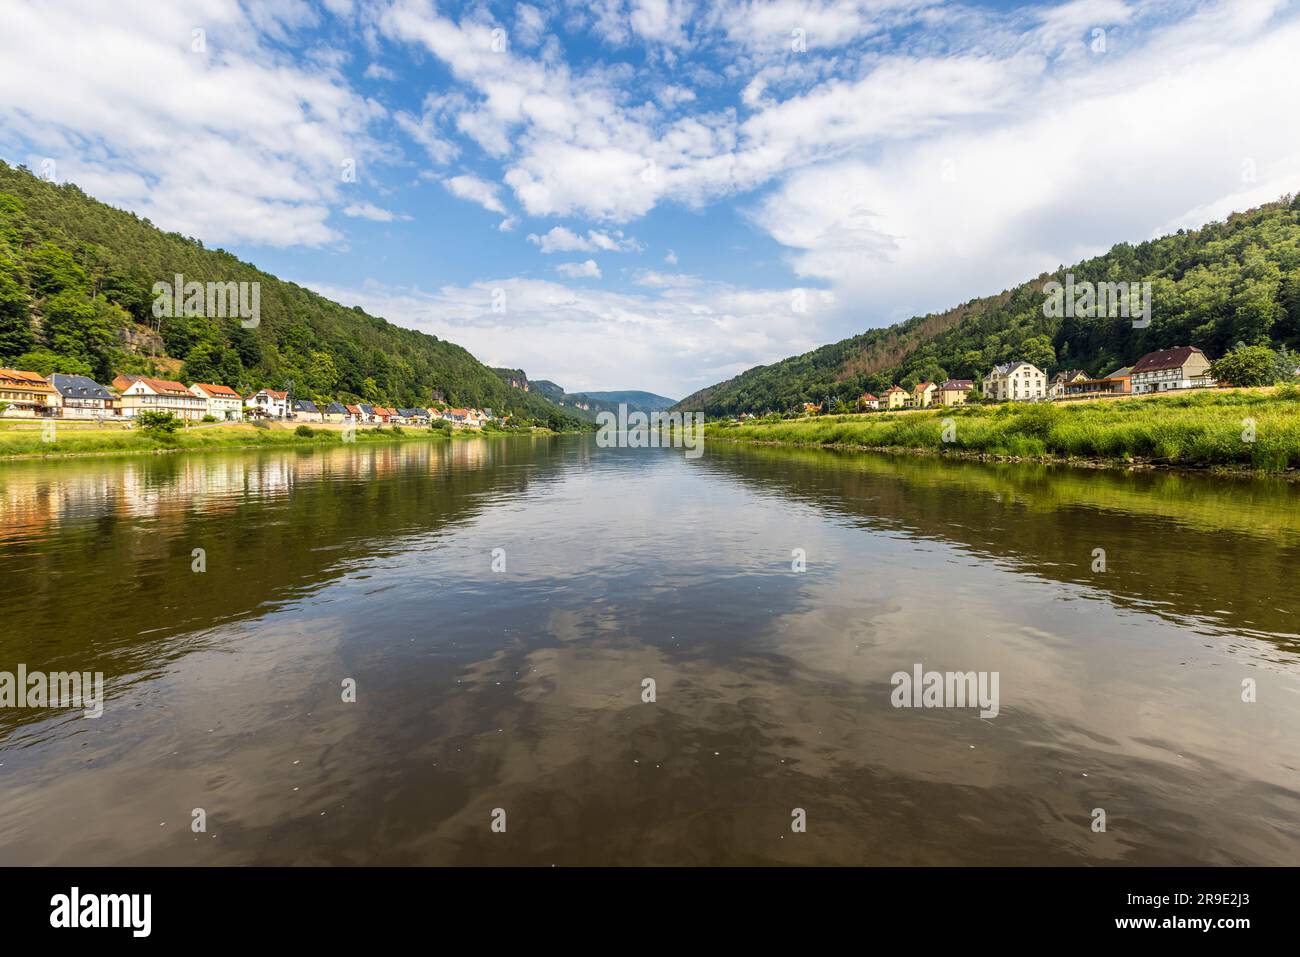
[136,409,181,433]
[1211,344,1279,387]
[0,257,33,358]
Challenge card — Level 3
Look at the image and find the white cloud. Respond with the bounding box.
[556,259,602,278]
[342,201,410,222]
[527,226,640,253]
[304,273,834,398]
[0,0,386,247]
[442,173,509,214]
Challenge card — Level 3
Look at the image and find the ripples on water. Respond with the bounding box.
[0,437,1297,865]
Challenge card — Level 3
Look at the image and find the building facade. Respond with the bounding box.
[189,383,243,420]
[1130,346,1214,394]
[983,362,1047,402]
[117,377,206,420]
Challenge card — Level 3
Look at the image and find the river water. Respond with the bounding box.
[0,436,1297,864]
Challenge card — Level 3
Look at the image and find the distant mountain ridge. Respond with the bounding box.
[489,369,675,419]
[675,194,1300,415]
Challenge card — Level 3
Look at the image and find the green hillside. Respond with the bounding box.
[0,161,583,428]
[676,194,1300,415]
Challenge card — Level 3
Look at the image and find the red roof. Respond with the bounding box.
[137,377,191,396]
[1131,346,1206,374]
[192,382,239,398]
[345,404,362,414]
[860,393,878,401]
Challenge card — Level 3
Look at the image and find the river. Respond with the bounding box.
[0,436,1297,864]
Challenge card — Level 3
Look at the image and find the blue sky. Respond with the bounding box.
[2,0,1299,397]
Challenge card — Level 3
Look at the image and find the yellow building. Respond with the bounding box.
[912,381,938,407]
[0,368,57,417]
[937,379,974,406]
[882,385,908,409]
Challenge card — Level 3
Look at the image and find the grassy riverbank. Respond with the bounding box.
[0,421,558,460]
[706,387,1300,472]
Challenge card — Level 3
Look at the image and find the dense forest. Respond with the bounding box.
[0,162,582,428]
[676,194,1300,415]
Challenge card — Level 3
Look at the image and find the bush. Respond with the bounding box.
[295,424,315,437]
[202,414,217,423]
[390,424,403,434]
[136,410,180,433]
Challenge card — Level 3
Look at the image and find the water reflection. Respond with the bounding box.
[0,437,1296,865]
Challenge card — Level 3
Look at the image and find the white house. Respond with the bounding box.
[116,376,206,420]
[245,388,290,419]
[189,382,243,421]
[983,361,1047,402]
[1129,346,1215,394]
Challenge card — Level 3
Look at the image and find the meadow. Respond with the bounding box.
[705,387,1300,473]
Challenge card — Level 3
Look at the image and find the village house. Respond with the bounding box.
[1048,369,1088,399]
[344,403,363,423]
[322,402,349,424]
[911,381,939,408]
[189,382,243,421]
[399,407,429,425]
[116,376,206,420]
[1064,366,1132,398]
[0,369,59,417]
[983,361,1047,402]
[858,392,879,411]
[1130,346,1215,394]
[881,385,908,410]
[292,399,324,423]
[936,379,974,406]
[358,403,377,424]
[245,388,290,419]
[48,373,115,419]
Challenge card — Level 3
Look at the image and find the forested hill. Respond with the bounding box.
[0,161,582,426]
[675,194,1300,415]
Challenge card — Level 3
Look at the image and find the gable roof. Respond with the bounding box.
[914,380,936,391]
[1103,366,1133,379]
[135,377,192,396]
[293,399,319,413]
[49,373,112,399]
[990,361,1040,376]
[0,369,56,390]
[1050,369,1087,384]
[859,393,878,401]
[938,379,973,390]
[1131,346,1205,375]
[192,382,240,398]
[884,385,907,394]
[345,404,362,414]
[324,402,348,414]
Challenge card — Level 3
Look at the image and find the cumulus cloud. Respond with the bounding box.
[0,0,386,247]
[342,201,410,221]
[527,226,640,253]
[442,173,509,214]
[304,273,835,397]
[556,259,602,278]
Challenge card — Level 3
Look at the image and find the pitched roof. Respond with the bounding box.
[136,377,192,396]
[939,379,973,390]
[1103,366,1133,379]
[1131,346,1205,374]
[49,373,112,399]
[884,385,907,394]
[914,380,936,390]
[1050,369,1087,383]
[293,399,319,413]
[345,404,362,414]
[860,393,878,401]
[324,402,348,414]
[192,382,240,398]
[0,368,56,389]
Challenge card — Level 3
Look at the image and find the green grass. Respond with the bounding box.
[707,388,1300,472]
[0,421,461,459]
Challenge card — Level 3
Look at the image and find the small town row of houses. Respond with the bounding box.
[0,370,499,427]
[773,345,1218,417]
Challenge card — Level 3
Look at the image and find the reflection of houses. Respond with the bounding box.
[245,388,290,419]
[1048,369,1088,399]
[0,369,58,417]
[116,376,206,420]
[983,361,1046,402]
[49,373,115,418]
[936,379,973,406]
[1130,346,1215,394]
[1064,366,1132,398]
[189,382,243,420]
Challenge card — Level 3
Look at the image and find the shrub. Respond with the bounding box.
[295,424,315,437]
[136,410,180,433]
